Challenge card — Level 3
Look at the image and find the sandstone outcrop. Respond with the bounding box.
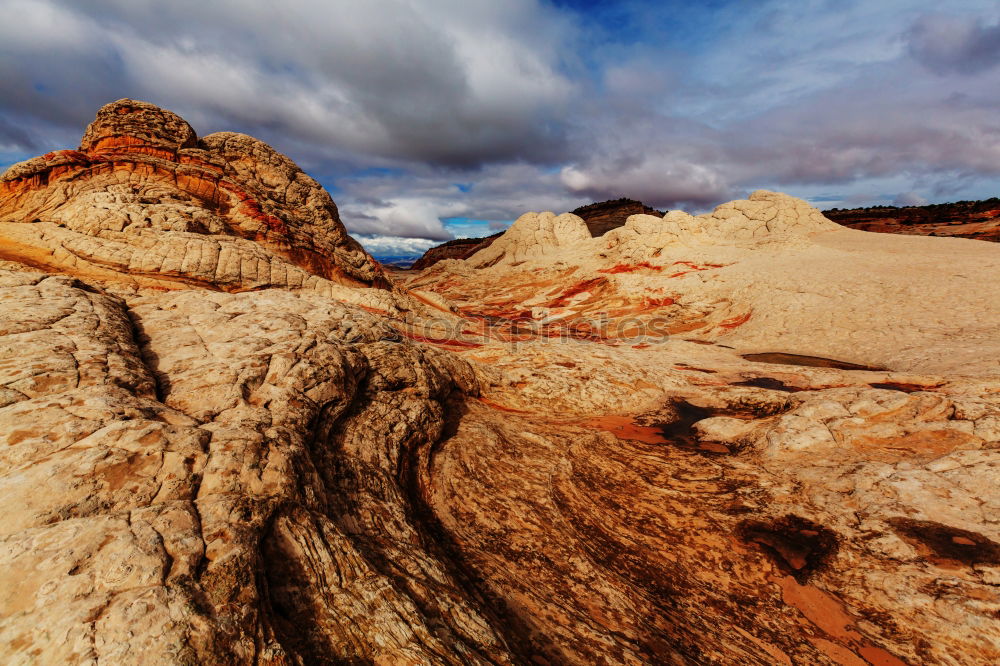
[2,101,1000,665]
[409,232,502,271]
[411,198,663,271]
[464,211,593,268]
[571,197,664,236]
[0,99,387,293]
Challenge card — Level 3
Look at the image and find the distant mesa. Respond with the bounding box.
[824,199,1000,242]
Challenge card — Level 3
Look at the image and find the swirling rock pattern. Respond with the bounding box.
[1,101,1000,665]
[0,99,385,291]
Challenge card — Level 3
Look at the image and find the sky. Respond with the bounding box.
[1,0,1000,258]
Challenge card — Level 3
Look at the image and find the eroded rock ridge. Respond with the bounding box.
[2,100,1000,666]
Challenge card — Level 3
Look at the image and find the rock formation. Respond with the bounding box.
[411,198,663,270]
[571,197,664,236]
[409,232,503,271]
[824,198,1000,242]
[2,101,1000,665]
[0,99,388,293]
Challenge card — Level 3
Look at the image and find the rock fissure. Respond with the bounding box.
[2,99,999,665]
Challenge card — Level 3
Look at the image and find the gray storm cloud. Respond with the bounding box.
[907,13,1000,75]
[1,0,999,246]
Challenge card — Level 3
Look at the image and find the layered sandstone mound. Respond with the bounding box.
[603,189,840,259]
[414,190,1000,377]
[466,190,839,268]
[411,198,663,271]
[3,102,1000,666]
[0,99,386,291]
[465,212,592,268]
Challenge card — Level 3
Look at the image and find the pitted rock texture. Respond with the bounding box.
[3,100,1000,666]
[0,99,385,291]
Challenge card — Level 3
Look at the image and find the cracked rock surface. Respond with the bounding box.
[2,100,1000,665]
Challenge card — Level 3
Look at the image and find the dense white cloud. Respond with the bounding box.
[561,159,731,210]
[2,0,1000,244]
[353,234,440,258]
[341,198,467,240]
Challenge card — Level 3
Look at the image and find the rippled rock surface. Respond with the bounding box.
[2,101,999,665]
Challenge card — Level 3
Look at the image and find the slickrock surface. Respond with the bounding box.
[2,101,1000,665]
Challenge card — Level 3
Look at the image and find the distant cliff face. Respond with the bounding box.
[824,199,1000,242]
[410,199,664,270]
[409,233,503,270]
[571,198,664,237]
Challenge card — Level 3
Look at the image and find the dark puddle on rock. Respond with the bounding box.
[674,362,717,374]
[589,403,734,454]
[657,401,729,454]
[733,377,803,392]
[888,518,1000,566]
[742,352,886,371]
[869,381,940,393]
[738,515,839,583]
[643,398,791,455]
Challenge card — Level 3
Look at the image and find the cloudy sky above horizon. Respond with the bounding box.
[2,0,1000,256]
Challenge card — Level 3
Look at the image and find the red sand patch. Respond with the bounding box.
[718,311,753,330]
[582,415,670,445]
[598,262,663,274]
[667,260,728,278]
[778,576,909,666]
[549,277,607,306]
